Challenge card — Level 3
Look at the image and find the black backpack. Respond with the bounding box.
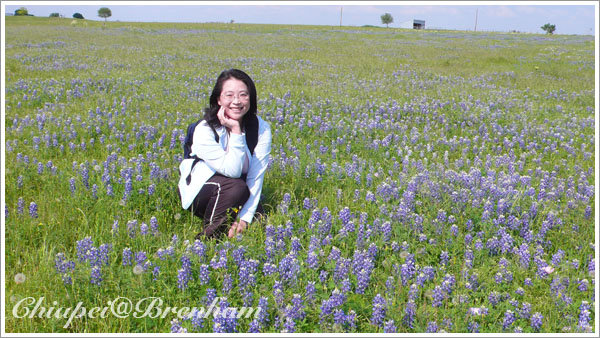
[183,115,259,185]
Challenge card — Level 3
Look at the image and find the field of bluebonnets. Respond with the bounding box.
[3,16,597,333]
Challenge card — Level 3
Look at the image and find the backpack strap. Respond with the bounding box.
[185,120,219,185]
[245,115,259,155]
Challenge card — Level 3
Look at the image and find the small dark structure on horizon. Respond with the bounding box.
[401,19,425,30]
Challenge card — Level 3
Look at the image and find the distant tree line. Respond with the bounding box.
[14,7,33,16]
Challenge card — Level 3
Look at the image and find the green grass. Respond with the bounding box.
[3,16,596,333]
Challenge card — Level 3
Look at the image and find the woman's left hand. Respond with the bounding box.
[228,220,248,238]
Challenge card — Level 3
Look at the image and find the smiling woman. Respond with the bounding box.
[177,69,272,240]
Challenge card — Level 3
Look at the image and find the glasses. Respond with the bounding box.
[220,92,250,102]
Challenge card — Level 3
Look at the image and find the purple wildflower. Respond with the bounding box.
[371,294,386,328]
[530,312,543,331]
[403,300,416,329]
[199,264,210,285]
[502,310,516,330]
[29,202,38,218]
[383,319,397,333]
[90,265,102,285]
[426,321,438,333]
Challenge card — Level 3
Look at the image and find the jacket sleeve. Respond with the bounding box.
[191,122,246,178]
[238,119,272,224]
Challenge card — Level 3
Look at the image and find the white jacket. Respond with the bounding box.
[178,116,272,224]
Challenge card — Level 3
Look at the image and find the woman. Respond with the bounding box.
[178,69,272,239]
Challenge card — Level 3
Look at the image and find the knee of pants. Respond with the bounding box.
[230,179,250,205]
[227,179,250,204]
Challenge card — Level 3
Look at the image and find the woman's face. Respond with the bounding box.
[217,78,250,121]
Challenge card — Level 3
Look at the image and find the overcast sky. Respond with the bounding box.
[3,1,597,35]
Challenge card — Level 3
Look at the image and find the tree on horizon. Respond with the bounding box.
[381,13,393,28]
[541,23,556,34]
[98,7,112,24]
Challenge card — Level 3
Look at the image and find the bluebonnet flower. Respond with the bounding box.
[571,258,580,270]
[365,191,375,202]
[495,272,503,284]
[426,321,438,333]
[305,281,316,303]
[135,251,147,265]
[209,249,228,269]
[502,310,516,331]
[381,221,392,242]
[140,223,149,236]
[488,291,501,307]
[189,240,206,259]
[371,294,386,328]
[530,312,543,331]
[519,302,531,319]
[147,183,155,196]
[90,265,102,285]
[177,267,191,290]
[262,262,277,276]
[69,177,76,194]
[157,246,175,260]
[306,252,319,270]
[248,320,260,333]
[450,224,458,236]
[273,280,284,304]
[577,279,589,291]
[150,216,159,234]
[468,321,480,333]
[303,198,311,210]
[328,246,341,262]
[170,319,186,333]
[222,273,233,294]
[126,220,137,238]
[338,207,351,224]
[383,319,397,333]
[356,267,373,294]
[333,257,351,282]
[281,317,295,333]
[80,166,89,188]
[319,270,329,283]
[213,298,238,333]
[122,247,133,266]
[403,299,416,329]
[440,251,449,265]
[284,294,305,322]
[551,249,565,265]
[17,197,24,214]
[54,253,75,285]
[407,283,419,301]
[202,288,217,307]
[432,285,445,307]
[516,243,530,268]
[278,251,300,284]
[29,202,38,218]
[385,276,395,296]
[319,289,346,323]
[198,264,210,285]
[333,308,347,329]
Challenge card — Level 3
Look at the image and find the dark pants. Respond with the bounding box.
[188,174,262,239]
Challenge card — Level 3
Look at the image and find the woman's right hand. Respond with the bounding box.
[217,106,241,134]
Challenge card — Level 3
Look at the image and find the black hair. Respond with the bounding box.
[203,68,257,130]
